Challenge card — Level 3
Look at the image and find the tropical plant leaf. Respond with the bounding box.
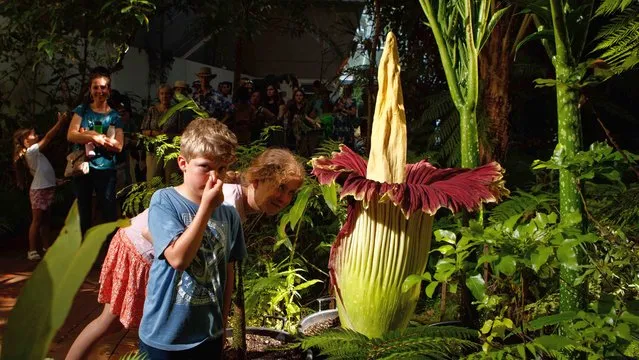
[286,185,312,230]
[320,183,339,214]
[526,311,578,330]
[478,6,511,52]
[1,202,128,360]
[466,273,486,301]
[514,29,555,55]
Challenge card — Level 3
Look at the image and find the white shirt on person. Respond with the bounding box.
[25,143,56,190]
[222,184,246,222]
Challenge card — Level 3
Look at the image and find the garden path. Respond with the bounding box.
[0,241,138,359]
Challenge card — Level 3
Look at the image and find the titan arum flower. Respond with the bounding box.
[311,32,507,338]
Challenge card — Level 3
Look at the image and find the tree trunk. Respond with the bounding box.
[549,0,585,313]
[231,260,247,359]
[478,5,517,163]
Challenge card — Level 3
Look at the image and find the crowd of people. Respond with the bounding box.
[95,66,365,191]
[12,65,314,359]
[142,67,363,158]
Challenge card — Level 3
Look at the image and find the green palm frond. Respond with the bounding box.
[488,190,558,225]
[592,4,639,73]
[302,325,478,360]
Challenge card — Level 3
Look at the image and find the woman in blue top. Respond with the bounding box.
[67,67,124,234]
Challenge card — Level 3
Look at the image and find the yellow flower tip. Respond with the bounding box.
[366,32,407,185]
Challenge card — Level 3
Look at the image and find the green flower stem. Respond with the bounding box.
[419,0,480,169]
[550,0,585,312]
[418,0,464,107]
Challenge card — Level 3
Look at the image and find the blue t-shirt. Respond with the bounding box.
[139,187,247,351]
[72,104,122,170]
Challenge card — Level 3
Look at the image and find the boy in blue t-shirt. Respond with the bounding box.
[139,118,246,358]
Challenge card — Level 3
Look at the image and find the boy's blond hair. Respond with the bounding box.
[180,118,237,162]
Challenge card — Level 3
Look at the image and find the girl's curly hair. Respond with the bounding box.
[243,148,305,186]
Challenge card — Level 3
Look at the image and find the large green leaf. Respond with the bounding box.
[531,246,554,272]
[478,6,511,52]
[557,242,579,270]
[466,273,486,301]
[158,97,209,127]
[287,185,312,230]
[1,202,128,360]
[319,183,339,214]
[515,29,555,56]
[495,255,517,276]
[526,311,578,330]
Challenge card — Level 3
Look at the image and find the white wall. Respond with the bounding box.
[112,46,253,108]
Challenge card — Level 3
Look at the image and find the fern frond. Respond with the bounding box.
[595,0,636,16]
[488,190,558,225]
[592,4,639,73]
[119,175,167,216]
[593,5,638,42]
[234,140,268,171]
[301,329,370,358]
[314,139,343,158]
[119,350,148,360]
[591,183,639,236]
[433,111,461,167]
[416,91,456,128]
[244,274,292,311]
[303,326,479,360]
[374,338,480,359]
[389,325,479,340]
[372,326,479,359]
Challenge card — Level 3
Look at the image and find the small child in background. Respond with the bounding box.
[12,112,69,260]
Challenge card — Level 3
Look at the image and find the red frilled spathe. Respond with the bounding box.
[311,145,508,219]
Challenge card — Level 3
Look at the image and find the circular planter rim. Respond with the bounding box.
[299,308,339,335]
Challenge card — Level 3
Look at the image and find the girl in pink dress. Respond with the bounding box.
[13,112,69,261]
[65,148,304,360]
